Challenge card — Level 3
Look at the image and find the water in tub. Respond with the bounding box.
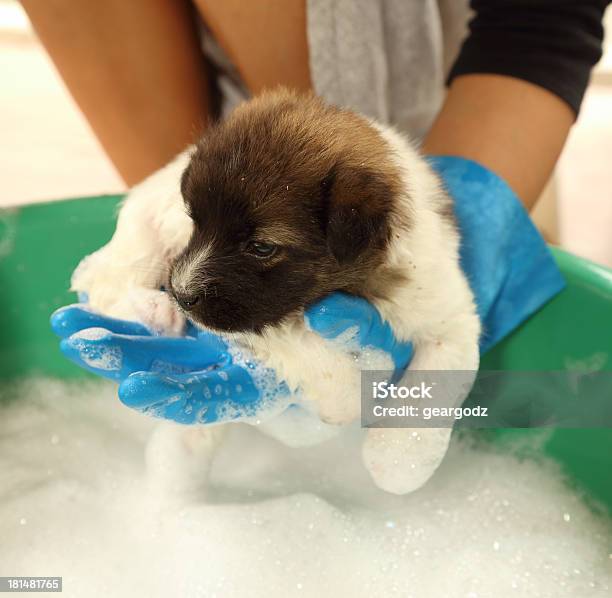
[1,377,611,598]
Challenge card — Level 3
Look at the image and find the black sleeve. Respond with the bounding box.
[448,0,610,115]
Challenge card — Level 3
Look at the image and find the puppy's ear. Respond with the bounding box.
[322,165,393,264]
[180,161,196,217]
[180,161,192,199]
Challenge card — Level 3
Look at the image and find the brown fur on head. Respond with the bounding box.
[170,89,407,334]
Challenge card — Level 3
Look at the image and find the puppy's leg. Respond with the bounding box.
[71,150,193,321]
[362,314,480,495]
[256,324,394,426]
[145,422,226,502]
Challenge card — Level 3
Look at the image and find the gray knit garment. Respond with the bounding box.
[202,0,469,140]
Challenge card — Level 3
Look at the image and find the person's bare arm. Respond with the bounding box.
[22,0,210,186]
[425,0,608,209]
[422,74,574,210]
[193,0,311,94]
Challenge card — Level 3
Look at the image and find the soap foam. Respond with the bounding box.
[69,328,122,371]
[224,345,293,424]
[0,378,610,598]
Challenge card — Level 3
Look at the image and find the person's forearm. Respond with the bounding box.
[422,74,575,210]
[22,0,211,186]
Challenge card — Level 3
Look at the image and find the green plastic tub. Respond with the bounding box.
[1,195,611,509]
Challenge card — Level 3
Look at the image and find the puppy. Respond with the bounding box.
[72,90,480,495]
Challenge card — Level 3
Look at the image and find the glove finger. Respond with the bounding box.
[117,373,218,424]
[60,328,227,380]
[119,371,192,409]
[51,305,151,338]
[107,332,228,371]
[118,366,262,424]
[306,292,392,353]
[59,329,124,381]
[119,366,259,408]
[306,292,414,371]
[305,292,373,341]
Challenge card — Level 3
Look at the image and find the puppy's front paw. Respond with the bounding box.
[121,288,186,336]
[362,427,451,494]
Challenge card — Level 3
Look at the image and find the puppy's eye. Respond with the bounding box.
[247,241,277,259]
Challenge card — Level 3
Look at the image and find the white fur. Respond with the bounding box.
[171,241,215,296]
[71,150,194,325]
[72,121,479,497]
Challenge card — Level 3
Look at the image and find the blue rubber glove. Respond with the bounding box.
[429,156,565,352]
[51,305,293,424]
[304,292,413,372]
[50,300,409,424]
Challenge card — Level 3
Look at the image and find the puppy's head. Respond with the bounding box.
[170,90,403,334]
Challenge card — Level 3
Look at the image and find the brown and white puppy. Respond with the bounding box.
[172,92,403,334]
[72,90,480,496]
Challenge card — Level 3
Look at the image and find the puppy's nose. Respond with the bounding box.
[173,291,200,311]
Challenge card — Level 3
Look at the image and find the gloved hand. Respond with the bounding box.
[428,156,565,352]
[304,292,413,372]
[51,305,292,424]
[51,295,412,424]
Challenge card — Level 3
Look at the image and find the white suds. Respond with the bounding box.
[223,345,294,424]
[71,327,111,341]
[0,378,610,598]
[319,325,395,372]
[69,329,122,371]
